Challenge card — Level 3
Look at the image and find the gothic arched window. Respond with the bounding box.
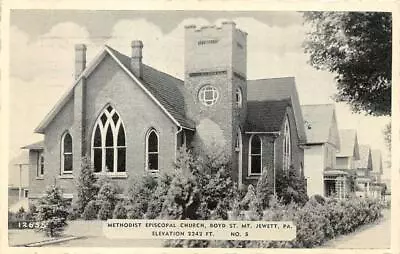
[283,117,291,172]
[92,105,126,173]
[146,129,159,171]
[61,132,73,173]
[235,87,243,108]
[249,134,262,175]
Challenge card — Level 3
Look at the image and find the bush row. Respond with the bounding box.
[218,196,383,248]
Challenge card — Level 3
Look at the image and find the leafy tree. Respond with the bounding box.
[303,12,392,116]
[75,157,98,214]
[36,185,69,237]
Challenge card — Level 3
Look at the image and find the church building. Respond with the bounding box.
[24,22,306,200]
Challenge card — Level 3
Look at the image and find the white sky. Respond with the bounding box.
[8,11,391,186]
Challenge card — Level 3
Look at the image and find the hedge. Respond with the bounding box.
[218,197,383,248]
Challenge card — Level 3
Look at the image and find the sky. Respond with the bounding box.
[8,10,391,186]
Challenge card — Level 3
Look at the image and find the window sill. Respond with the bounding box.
[59,174,74,179]
[246,175,261,180]
[35,177,44,180]
[94,172,128,179]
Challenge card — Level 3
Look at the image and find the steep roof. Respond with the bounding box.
[21,140,44,150]
[355,144,372,170]
[337,129,360,159]
[301,104,340,147]
[371,149,383,174]
[35,46,195,133]
[244,99,291,132]
[248,77,306,143]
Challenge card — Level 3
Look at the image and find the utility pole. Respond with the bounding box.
[14,163,29,200]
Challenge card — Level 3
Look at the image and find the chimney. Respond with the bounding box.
[75,44,87,79]
[131,40,143,78]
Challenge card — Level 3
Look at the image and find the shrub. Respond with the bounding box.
[146,172,173,219]
[97,182,118,210]
[178,147,237,220]
[82,200,100,220]
[113,202,127,219]
[67,203,81,220]
[255,167,274,209]
[126,205,145,219]
[201,166,236,220]
[220,197,383,248]
[275,166,308,206]
[76,157,98,214]
[239,184,256,210]
[310,194,326,205]
[98,201,113,220]
[160,172,202,220]
[36,185,69,237]
[125,173,158,219]
[16,207,26,219]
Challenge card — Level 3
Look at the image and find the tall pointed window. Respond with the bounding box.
[61,132,73,174]
[249,134,262,175]
[283,117,291,172]
[37,152,44,177]
[235,87,243,108]
[92,105,126,173]
[146,129,159,171]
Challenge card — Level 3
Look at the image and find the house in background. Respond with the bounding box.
[301,104,340,197]
[8,151,31,211]
[354,144,372,198]
[8,186,29,212]
[370,149,385,199]
[23,22,306,202]
[330,129,360,199]
[371,149,383,183]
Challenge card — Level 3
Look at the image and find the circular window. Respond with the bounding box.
[198,85,219,106]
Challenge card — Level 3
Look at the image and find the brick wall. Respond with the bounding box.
[29,55,178,199]
[184,23,247,180]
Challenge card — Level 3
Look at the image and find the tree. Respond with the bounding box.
[36,185,69,237]
[303,12,392,116]
[75,157,98,214]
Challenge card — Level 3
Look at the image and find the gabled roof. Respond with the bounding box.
[337,129,360,159]
[371,149,383,174]
[355,144,372,170]
[248,77,306,143]
[244,99,291,132]
[301,104,340,148]
[35,46,195,133]
[21,140,44,150]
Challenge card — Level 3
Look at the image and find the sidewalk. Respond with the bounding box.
[322,209,391,249]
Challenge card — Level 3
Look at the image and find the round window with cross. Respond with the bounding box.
[198,85,219,106]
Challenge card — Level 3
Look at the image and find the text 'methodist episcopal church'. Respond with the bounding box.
[24,21,307,201]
